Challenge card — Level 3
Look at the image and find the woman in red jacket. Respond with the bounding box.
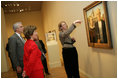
[22,25,44,78]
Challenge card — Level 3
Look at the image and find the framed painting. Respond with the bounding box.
[45,30,57,42]
[83,1,112,49]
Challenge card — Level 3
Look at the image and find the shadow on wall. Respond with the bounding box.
[92,48,115,56]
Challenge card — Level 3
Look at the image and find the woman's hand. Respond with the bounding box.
[72,37,76,42]
[73,20,82,24]
[22,71,27,78]
[71,37,76,43]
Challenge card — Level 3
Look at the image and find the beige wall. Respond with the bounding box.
[41,1,117,78]
[1,8,9,72]
[5,11,45,41]
[4,11,46,69]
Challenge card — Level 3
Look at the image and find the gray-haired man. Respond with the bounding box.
[8,22,25,78]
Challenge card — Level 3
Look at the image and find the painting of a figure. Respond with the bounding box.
[83,1,112,49]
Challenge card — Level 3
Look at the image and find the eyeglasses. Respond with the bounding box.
[19,26,23,28]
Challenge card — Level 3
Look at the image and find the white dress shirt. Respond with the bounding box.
[15,32,25,43]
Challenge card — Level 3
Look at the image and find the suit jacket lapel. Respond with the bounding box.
[14,33,24,45]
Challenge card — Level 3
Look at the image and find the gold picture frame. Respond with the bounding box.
[83,1,112,49]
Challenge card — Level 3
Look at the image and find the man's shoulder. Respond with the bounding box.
[9,33,16,38]
[9,33,18,41]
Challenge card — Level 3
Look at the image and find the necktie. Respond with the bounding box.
[20,35,26,44]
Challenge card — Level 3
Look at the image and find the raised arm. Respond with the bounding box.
[60,20,81,38]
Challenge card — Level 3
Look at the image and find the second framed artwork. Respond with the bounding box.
[83,1,112,49]
[45,30,57,42]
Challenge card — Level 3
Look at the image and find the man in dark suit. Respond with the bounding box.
[94,8,107,43]
[8,22,25,78]
[35,38,50,75]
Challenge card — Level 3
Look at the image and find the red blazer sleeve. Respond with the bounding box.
[25,44,42,76]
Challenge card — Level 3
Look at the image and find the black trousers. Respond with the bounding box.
[62,47,80,78]
[16,62,24,78]
[42,57,49,74]
[17,72,23,78]
[16,66,23,78]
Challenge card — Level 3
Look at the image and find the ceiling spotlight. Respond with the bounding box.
[21,9,24,11]
[5,4,7,6]
[17,4,19,6]
[20,10,22,12]
[20,9,23,12]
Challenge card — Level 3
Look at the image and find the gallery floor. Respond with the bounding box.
[1,65,87,78]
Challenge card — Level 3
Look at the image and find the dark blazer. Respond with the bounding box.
[94,20,107,43]
[35,41,44,53]
[39,40,47,54]
[8,33,24,70]
[35,40,46,61]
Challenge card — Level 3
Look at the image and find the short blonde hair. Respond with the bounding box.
[58,21,68,31]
